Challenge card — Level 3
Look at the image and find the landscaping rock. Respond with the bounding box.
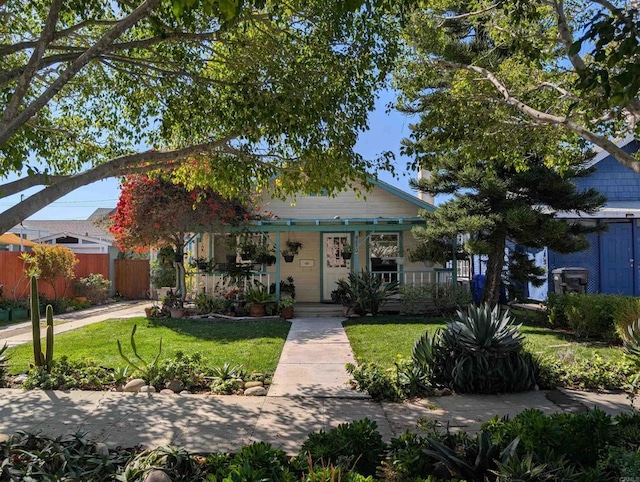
[140,385,156,393]
[123,379,146,392]
[160,389,175,395]
[12,374,27,385]
[0,433,9,443]
[180,390,192,395]
[165,379,183,392]
[244,381,263,389]
[143,470,172,482]
[244,386,267,396]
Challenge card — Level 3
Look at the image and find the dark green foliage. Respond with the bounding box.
[400,283,472,316]
[385,431,435,480]
[482,408,617,469]
[412,303,536,394]
[150,247,177,288]
[120,445,202,481]
[271,276,296,299]
[424,431,520,482]
[227,442,294,481]
[334,271,399,316]
[296,419,386,476]
[547,292,631,341]
[0,431,132,481]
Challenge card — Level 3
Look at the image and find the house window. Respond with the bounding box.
[369,233,399,282]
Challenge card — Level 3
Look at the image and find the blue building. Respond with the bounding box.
[529,136,640,299]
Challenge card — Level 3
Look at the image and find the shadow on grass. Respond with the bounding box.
[145,317,291,343]
[343,315,448,328]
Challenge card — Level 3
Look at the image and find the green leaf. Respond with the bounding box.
[219,0,239,21]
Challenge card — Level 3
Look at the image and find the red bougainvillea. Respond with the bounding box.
[109,175,249,254]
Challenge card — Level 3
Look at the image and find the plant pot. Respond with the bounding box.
[197,262,209,271]
[241,252,252,261]
[145,307,154,318]
[170,307,186,318]
[370,257,383,266]
[0,309,10,322]
[248,304,266,317]
[280,306,294,319]
[174,254,183,263]
[342,252,352,260]
[283,255,294,263]
[10,308,28,321]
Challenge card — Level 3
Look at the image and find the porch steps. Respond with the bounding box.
[294,303,345,318]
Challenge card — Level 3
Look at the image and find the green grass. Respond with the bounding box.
[344,312,627,368]
[8,317,290,374]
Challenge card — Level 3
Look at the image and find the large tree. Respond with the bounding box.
[109,173,249,297]
[0,0,400,234]
[397,0,640,173]
[397,5,607,304]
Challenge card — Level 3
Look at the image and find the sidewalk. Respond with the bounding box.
[0,314,637,454]
[0,300,152,347]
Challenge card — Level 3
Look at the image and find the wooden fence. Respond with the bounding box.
[0,251,109,300]
[114,259,150,299]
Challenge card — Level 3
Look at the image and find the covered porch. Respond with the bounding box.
[187,216,458,302]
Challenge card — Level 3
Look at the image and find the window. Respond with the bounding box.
[369,233,399,282]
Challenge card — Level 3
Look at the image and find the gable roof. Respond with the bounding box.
[13,220,112,241]
[584,135,636,169]
[370,177,435,212]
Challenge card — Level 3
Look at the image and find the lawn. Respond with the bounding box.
[343,311,628,368]
[8,317,291,374]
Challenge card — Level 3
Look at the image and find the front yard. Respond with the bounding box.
[8,317,290,375]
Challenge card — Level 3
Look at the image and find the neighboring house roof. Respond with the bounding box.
[554,200,640,219]
[583,135,637,169]
[17,220,112,240]
[0,233,38,247]
[87,207,115,221]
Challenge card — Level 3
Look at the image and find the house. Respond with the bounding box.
[187,178,447,302]
[8,209,121,294]
[527,136,640,299]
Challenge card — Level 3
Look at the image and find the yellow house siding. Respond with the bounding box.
[257,184,422,219]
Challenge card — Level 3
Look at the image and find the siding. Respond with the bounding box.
[577,140,640,201]
[257,183,423,219]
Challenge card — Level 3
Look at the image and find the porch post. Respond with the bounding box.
[275,231,281,299]
[353,231,359,273]
[451,237,458,286]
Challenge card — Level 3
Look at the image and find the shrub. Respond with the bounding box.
[22,357,114,390]
[614,296,640,342]
[412,303,536,394]
[74,273,111,304]
[150,259,176,288]
[296,419,386,476]
[334,271,399,316]
[345,362,404,402]
[533,352,635,390]
[564,293,620,340]
[149,351,208,391]
[23,244,78,300]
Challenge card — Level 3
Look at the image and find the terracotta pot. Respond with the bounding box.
[248,304,266,317]
[280,306,294,319]
[170,307,185,318]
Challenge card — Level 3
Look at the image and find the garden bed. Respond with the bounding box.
[4,317,290,395]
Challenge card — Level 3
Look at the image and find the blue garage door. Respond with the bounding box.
[600,222,634,295]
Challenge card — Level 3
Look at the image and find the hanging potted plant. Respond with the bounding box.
[282,240,303,262]
[342,242,352,260]
[255,244,277,266]
[239,240,257,261]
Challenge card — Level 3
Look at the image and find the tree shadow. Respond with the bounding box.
[145,318,290,343]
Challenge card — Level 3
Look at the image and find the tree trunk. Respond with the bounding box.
[481,235,506,306]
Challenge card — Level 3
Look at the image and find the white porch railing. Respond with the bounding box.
[193,271,272,296]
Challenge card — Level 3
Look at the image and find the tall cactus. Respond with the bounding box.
[30,276,54,369]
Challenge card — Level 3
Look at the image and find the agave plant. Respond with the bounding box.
[450,303,525,355]
[0,342,10,385]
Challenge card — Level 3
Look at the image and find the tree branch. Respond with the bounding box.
[438,59,640,172]
[438,3,499,21]
[553,0,587,72]
[1,0,62,125]
[0,0,162,147]
[0,134,238,234]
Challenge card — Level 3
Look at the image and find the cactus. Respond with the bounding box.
[30,276,54,369]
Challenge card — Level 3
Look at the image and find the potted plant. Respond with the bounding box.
[254,244,277,266]
[238,240,257,261]
[9,299,29,321]
[282,240,303,262]
[342,242,352,260]
[279,296,295,319]
[192,256,210,271]
[244,282,275,317]
[162,289,185,318]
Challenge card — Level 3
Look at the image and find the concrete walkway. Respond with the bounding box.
[0,301,151,347]
[0,308,638,454]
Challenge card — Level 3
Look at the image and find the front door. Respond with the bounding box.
[322,233,351,301]
[600,222,634,295]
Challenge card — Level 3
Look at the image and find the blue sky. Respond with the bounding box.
[1,90,420,221]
